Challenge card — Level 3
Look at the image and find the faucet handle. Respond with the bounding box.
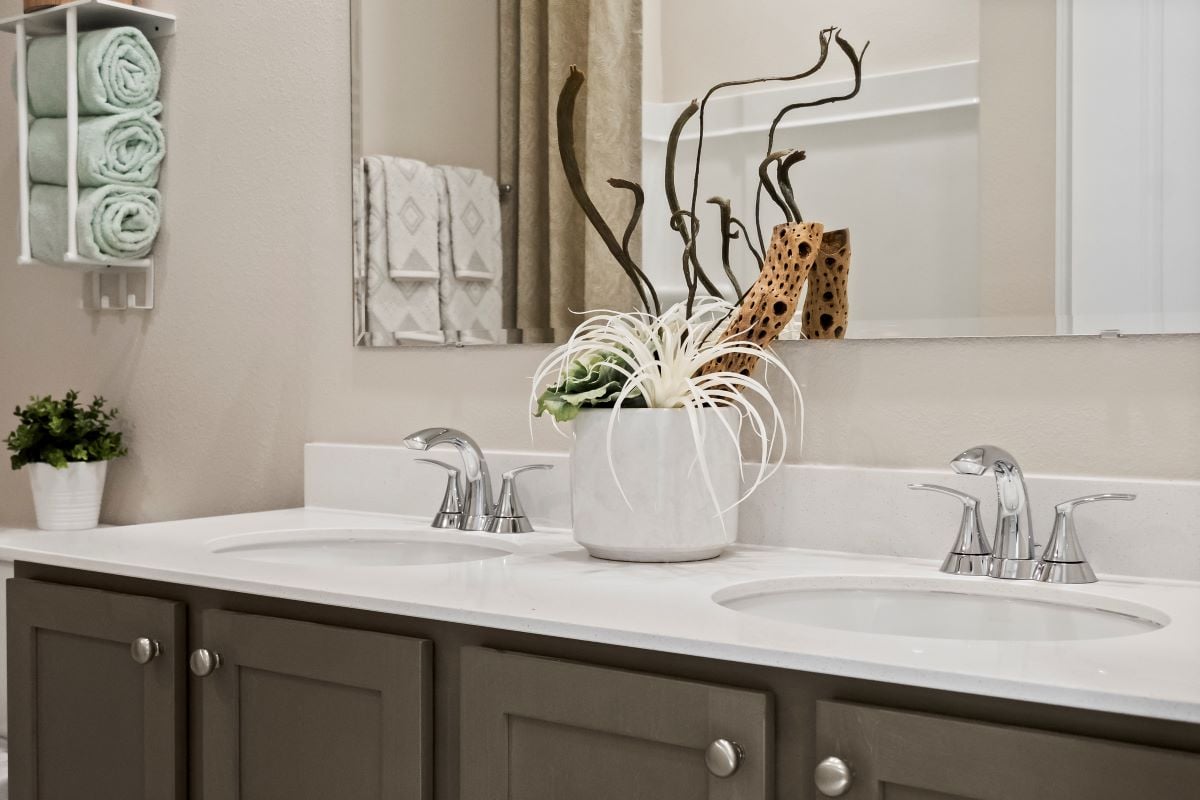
[1034,493,1135,584]
[909,484,992,576]
[486,464,554,534]
[416,458,463,529]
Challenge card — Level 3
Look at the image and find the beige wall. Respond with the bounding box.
[358,0,499,176]
[0,1,1197,528]
[978,0,1057,326]
[0,0,316,524]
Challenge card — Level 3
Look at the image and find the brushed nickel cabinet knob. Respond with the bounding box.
[130,637,160,665]
[189,648,222,677]
[704,738,743,778]
[814,756,853,796]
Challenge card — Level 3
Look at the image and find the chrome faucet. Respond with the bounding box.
[404,428,494,530]
[950,445,1037,579]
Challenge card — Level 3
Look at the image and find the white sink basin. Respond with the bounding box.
[714,577,1167,641]
[207,528,516,567]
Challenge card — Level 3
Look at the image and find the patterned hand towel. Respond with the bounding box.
[437,165,502,281]
[435,169,502,339]
[28,103,165,188]
[26,27,161,117]
[30,184,161,264]
[359,157,444,344]
[374,156,441,280]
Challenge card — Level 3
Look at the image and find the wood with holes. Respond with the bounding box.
[699,221,822,378]
[801,228,851,339]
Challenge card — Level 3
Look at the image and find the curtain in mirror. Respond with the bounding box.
[501,0,643,336]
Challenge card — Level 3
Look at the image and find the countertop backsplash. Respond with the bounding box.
[304,443,1200,582]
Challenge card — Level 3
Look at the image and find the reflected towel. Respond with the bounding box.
[360,157,444,342]
[435,169,502,338]
[28,102,164,187]
[436,165,502,281]
[30,184,161,263]
[27,27,161,117]
[375,156,441,280]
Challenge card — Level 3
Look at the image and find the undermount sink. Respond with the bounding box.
[714,577,1168,642]
[207,528,516,567]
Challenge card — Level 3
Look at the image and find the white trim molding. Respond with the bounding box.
[643,61,979,143]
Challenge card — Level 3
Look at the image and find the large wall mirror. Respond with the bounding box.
[351,0,1200,346]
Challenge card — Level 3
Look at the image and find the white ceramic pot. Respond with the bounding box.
[27,461,108,531]
[571,407,741,562]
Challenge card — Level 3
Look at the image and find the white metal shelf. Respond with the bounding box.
[0,0,175,39]
[2,0,175,311]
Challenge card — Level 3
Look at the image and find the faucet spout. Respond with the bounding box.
[950,445,1036,579]
[404,428,494,530]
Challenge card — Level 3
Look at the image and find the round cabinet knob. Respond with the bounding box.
[814,756,853,797]
[189,648,222,677]
[705,738,744,778]
[130,637,160,665]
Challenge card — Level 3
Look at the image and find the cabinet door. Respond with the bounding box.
[815,700,1200,799]
[7,578,186,800]
[196,609,431,800]
[460,647,773,800]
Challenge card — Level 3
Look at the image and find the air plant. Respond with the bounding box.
[532,297,803,510]
[532,26,866,509]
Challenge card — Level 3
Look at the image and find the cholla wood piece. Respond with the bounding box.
[802,228,851,339]
[700,221,824,377]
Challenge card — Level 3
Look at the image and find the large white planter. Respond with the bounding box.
[26,461,108,531]
[571,407,741,562]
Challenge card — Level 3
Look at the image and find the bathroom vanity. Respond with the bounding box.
[3,503,1199,800]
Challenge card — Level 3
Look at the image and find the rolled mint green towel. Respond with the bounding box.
[30,184,161,264]
[27,27,161,117]
[29,102,164,188]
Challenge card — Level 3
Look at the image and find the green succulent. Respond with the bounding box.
[534,351,645,423]
[6,390,128,470]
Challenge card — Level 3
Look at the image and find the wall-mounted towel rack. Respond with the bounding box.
[0,0,176,311]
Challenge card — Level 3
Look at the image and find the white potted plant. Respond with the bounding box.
[6,391,128,531]
[533,297,802,562]
[531,42,866,562]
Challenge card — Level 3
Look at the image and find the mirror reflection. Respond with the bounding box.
[352,0,1200,346]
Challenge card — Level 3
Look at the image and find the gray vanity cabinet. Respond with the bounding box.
[459,646,773,800]
[195,609,432,800]
[6,579,186,800]
[815,700,1200,799]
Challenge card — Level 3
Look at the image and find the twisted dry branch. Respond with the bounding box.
[607,178,661,314]
[665,100,724,303]
[557,66,660,315]
[706,197,744,297]
[754,31,870,249]
[777,149,808,223]
[686,27,835,256]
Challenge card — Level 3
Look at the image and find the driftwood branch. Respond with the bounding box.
[754,31,869,248]
[665,100,725,306]
[687,28,836,256]
[551,28,865,326]
[777,149,807,223]
[758,150,796,222]
[557,66,658,315]
[607,178,661,315]
[707,197,744,297]
[730,216,764,271]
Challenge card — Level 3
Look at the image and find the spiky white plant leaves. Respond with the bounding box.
[531,299,805,516]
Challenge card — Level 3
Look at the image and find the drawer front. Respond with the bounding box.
[460,646,773,800]
[815,700,1200,800]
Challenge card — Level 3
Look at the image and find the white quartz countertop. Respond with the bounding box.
[2,507,1198,724]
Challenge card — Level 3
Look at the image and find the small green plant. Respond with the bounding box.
[6,391,128,470]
